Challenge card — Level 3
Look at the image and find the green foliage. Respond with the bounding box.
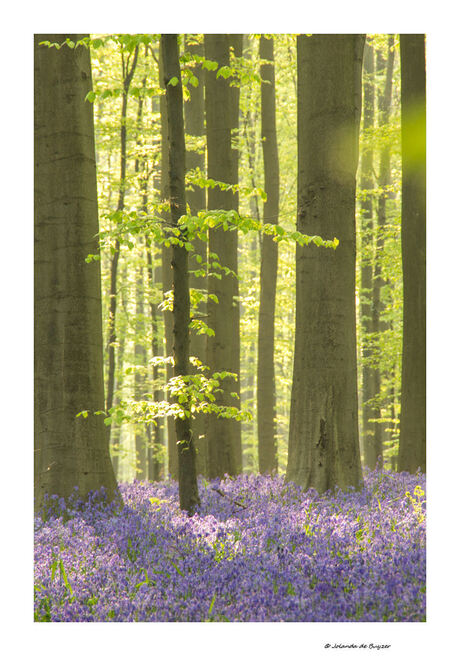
[100,355,252,432]
[86,32,403,479]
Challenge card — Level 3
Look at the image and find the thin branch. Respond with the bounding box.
[211,486,248,509]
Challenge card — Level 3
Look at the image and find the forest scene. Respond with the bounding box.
[34,32,426,624]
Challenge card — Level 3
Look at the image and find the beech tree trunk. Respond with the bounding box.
[368,37,395,469]
[158,46,178,479]
[148,62,165,481]
[204,34,242,479]
[359,40,378,468]
[106,45,139,442]
[286,34,364,493]
[398,34,426,474]
[161,34,200,513]
[111,313,126,480]
[184,36,208,477]
[134,264,148,479]
[146,241,165,481]
[34,34,118,509]
[241,36,260,471]
[257,35,279,474]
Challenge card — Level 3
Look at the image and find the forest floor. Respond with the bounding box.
[34,468,425,622]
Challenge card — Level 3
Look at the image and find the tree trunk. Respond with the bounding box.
[147,65,165,481]
[257,35,279,474]
[286,34,364,493]
[105,45,139,441]
[161,34,200,513]
[158,45,178,480]
[34,34,118,509]
[204,34,242,479]
[146,241,165,481]
[110,319,126,480]
[359,40,378,468]
[229,35,243,474]
[132,89,151,482]
[184,35,208,477]
[368,37,395,469]
[134,265,148,479]
[242,35,261,224]
[398,35,426,474]
[240,36,260,472]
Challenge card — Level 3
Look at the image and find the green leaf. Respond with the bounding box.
[202,59,218,71]
[216,66,232,79]
[207,593,217,617]
[59,559,74,598]
[50,560,57,582]
[168,76,179,87]
[85,91,96,103]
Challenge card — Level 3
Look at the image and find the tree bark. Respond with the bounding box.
[257,35,279,474]
[146,240,165,481]
[134,264,148,479]
[242,35,261,224]
[359,40,378,468]
[158,45,178,480]
[34,34,118,509]
[204,34,243,479]
[147,55,165,481]
[368,37,395,469]
[110,313,126,479]
[286,34,364,493]
[105,45,139,441]
[184,35,208,477]
[132,87,152,481]
[240,36,260,472]
[161,34,200,513]
[398,34,426,474]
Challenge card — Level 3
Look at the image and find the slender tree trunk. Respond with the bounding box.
[134,265,148,479]
[146,241,165,481]
[110,323,125,479]
[257,35,279,474]
[34,34,118,509]
[242,36,261,224]
[398,35,426,473]
[161,34,200,513]
[146,68,165,481]
[132,87,149,481]
[158,46,178,480]
[286,34,364,493]
[240,36,260,473]
[204,34,242,479]
[106,46,139,440]
[229,35,243,471]
[368,37,395,468]
[359,40,378,468]
[241,338,257,470]
[184,35,208,477]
